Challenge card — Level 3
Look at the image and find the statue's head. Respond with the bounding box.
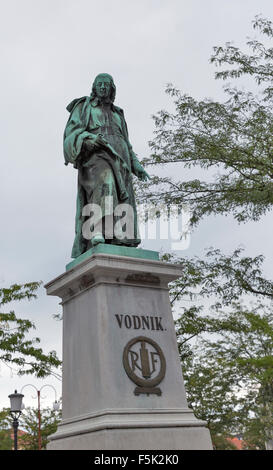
[91,73,116,103]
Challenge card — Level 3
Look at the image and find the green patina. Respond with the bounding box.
[64,73,150,259]
[66,244,159,271]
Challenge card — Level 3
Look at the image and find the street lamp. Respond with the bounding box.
[8,390,24,450]
[20,384,60,450]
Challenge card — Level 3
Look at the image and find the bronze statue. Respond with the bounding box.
[64,73,149,258]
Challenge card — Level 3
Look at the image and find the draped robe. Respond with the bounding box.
[64,96,141,258]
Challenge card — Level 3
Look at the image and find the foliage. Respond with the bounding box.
[165,246,273,306]
[212,434,239,450]
[19,406,61,450]
[0,282,61,378]
[0,408,13,450]
[141,16,273,449]
[169,248,273,449]
[0,404,61,450]
[179,305,272,450]
[139,16,273,227]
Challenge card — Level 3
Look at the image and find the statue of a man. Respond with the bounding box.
[64,73,149,258]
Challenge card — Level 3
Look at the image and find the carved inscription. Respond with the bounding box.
[115,314,165,331]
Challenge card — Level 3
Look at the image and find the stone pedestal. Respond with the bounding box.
[45,247,212,449]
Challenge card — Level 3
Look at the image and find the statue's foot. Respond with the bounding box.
[91,233,105,246]
[110,238,141,247]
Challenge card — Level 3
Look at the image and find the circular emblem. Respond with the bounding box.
[123,336,166,396]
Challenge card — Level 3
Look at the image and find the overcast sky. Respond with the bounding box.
[1,0,273,410]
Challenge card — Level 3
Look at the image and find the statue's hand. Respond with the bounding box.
[137,167,151,181]
[83,134,108,153]
[83,138,95,153]
[94,134,108,148]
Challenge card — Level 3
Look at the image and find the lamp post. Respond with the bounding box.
[20,384,60,450]
[8,390,24,450]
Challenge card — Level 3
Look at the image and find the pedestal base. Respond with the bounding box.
[45,247,212,450]
[47,415,211,450]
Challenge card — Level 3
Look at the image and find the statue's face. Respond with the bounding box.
[95,76,112,100]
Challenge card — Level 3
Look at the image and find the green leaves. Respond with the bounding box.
[0,282,41,305]
[178,304,273,449]
[0,283,61,379]
[211,16,273,98]
[169,247,273,449]
[17,407,61,450]
[0,409,13,450]
[140,16,273,449]
[167,247,273,312]
[0,406,61,450]
[138,17,273,226]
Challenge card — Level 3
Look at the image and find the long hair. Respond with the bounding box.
[90,73,116,103]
